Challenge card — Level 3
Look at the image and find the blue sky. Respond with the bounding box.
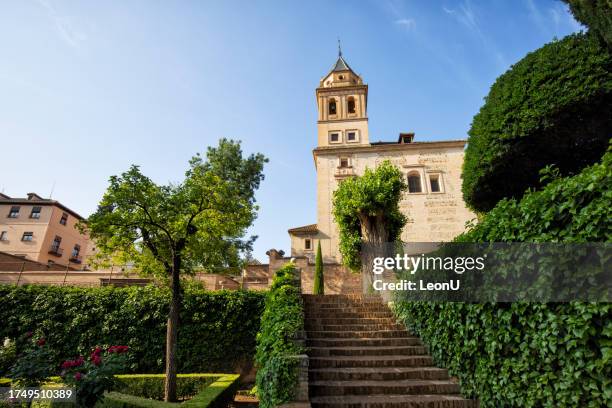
[0,1,582,261]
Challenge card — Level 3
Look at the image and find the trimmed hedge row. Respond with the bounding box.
[393,152,612,407]
[99,374,240,408]
[255,263,304,408]
[462,32,612,212]
[0,285,265,375]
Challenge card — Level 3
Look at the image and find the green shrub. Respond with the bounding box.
[463,32,612,212]
[313,242,324,295]
[255,263,304,408]
[113,374,214,401]
[0,286,265,374]
[564,0,612,49]
[394,152,612,407]
[97,374,240,408]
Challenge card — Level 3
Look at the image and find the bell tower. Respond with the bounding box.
[316,47,369,147]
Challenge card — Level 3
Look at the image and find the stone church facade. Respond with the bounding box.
[246,52,475,294]
[288,52,475,264]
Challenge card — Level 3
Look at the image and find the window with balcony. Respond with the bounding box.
[21,232,33,241]
[60,212,68,225]
[339,157,350,168]
[8,206,20,218]
[49,236,63,256]
[70,244,82,263]
[30,206,41,219]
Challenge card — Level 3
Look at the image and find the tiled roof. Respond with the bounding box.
[288,224,318,234]
[331,55,352,72]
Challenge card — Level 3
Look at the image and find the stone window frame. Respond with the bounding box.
[328,98,338,117]
[329,130,343,144]
[346,129,360,143]
[304,238,313,251]
[347,96,358,116]
[406,170,425,194]
[426,171,445,194]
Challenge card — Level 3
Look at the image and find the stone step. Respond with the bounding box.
[308,346,428,357]
[310,380,461,396]
[310,394,476,408]
[306,312,394,319]
[307,337,422,348]
[309,355,434,369]
[309,367,449,382]
[306,317,397,325]
[307,330,409,339]
[305,303,388,309]
[306,324,405,332]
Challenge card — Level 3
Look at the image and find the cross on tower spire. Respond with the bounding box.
[338,38,342,57]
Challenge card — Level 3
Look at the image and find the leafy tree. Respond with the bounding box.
[84,139,266,401]
[564,0,612,49]
[332,161,407,289]
[313,241,324,295]
[462,32,612,212]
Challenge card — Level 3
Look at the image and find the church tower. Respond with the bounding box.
[316,48,369,147]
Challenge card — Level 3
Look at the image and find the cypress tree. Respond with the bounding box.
[313,241,324,295]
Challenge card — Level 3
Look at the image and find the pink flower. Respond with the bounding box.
[36,338,46,346]
[74,372,82,381]
[108,345,129,354]
[92,355,101,366]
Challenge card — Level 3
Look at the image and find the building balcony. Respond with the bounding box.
[69,254,82,264]
[48,246,63,257]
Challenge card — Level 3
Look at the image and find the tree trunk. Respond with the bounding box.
[164,257,181,402]
[359,213,388,293]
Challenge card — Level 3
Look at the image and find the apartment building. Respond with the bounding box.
[0,192,91,268]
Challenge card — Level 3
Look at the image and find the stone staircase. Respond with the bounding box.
[303,294,476,408]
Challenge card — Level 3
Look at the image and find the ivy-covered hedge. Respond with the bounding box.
[0,285,265,375]
[255,263,304,408]
[394,152,612,407]
[564,0,612,49]
[462,32,612,212]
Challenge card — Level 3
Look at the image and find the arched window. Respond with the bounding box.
[407,173,422,193]
[347,97,356,114]
[329,99,337,115]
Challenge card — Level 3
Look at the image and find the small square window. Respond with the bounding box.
[339,158,350,168]
[30,206,41,219]
[21,232,33,241]
[0,231,7,241]
[330,132,340,143]
[430,176,441,193]
[60,212,68,225]
[305,239,312,250]
[8,206,20,218]
[347,131,357,142]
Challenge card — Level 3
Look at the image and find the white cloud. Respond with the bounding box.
[36,0,87,49]
[395,18,416,31]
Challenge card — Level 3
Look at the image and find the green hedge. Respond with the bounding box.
[462,32,612,212]
[0,286,265,375]
[564,0,612,49]
[98,374,240,408]
[255,263,304,408]
[393,152,612,407]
